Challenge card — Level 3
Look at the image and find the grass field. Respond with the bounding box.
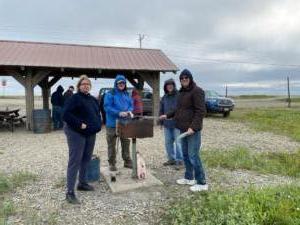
[232,95,276,99]
[203,147,300,178]
[161,185,300,225]
[230,108,300,141]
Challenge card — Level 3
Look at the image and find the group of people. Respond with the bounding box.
[50,85,75,129]
[61,69,207,204]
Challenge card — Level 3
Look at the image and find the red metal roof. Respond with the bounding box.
[0,40,178,72]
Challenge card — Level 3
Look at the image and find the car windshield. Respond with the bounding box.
[205,90,220,98]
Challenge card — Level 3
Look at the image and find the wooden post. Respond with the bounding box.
[152,72,160,118]
[25,70,34,130]
[42,87,50,110]
[287,76,291,108]
[225,85,228,97]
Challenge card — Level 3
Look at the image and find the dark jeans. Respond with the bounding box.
[106,127,131,165]
[52,105,63,129]
[181,131,206,185]
[64,125,96,193]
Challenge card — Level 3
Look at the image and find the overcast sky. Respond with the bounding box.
[0,0,300,96]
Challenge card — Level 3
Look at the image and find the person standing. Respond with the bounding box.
[63,85,74,104]
[160,69,208,192]
[51,85,64,130]
[159,79,183,169]
[104,75,133,171]
[62,75,102,204]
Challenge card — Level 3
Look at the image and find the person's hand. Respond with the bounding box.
[187,128,195,135]
[128,111,134,118]
[119,112,128,117]
[81,123,87,129]
[159,115,167,120]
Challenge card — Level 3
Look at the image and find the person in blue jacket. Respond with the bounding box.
[62,75,102,204]
[104,75,133,171]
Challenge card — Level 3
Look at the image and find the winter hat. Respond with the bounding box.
[179,69,193,82]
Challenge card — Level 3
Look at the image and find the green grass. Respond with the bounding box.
[0,171,37,225]
[202,147,300,178]
[233,95,276,99]
[161,185,300,225]
[231,108,300,141]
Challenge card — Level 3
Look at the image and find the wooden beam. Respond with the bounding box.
[25,70,34,130]
[151,72,160,118]
[12,74,25,87]
[32,70,51,86]
[48,75,62,87]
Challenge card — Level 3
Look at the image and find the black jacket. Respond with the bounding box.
[167,82,206,132]
[62,92,102,136]
[51,86,64,107]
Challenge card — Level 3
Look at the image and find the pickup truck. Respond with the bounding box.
[205,90,235,117]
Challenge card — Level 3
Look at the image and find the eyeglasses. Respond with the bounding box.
[180,76,189,81]
[117,82,125,85]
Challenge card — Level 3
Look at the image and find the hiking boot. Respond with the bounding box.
[66,192,80,204]
[77,183,95,191]
[124,160,133,169]
[174,161,184,170]
[109,164,118,171]
[163,160,176,166]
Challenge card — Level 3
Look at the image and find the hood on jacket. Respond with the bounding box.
[114,74,127,91]
[163,78,177,94]
[179,69,196,91]
[56,85,64,93]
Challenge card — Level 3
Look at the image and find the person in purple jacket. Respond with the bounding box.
[62,75,102,204]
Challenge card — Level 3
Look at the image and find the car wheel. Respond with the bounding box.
[223,111,230,118]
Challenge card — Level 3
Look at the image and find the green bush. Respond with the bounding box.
[161,185,300,225]
[202,147,300,178]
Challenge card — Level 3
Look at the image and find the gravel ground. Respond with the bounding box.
[0,117,300,224]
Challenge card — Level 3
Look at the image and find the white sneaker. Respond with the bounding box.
[176,178,196,186]
[190,184,209,192]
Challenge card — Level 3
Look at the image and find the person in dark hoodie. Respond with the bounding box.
[62,75,102,204]
[63,85,74,105]
[159,79,183,169]
[51,85,64,130]
[160,69,207,192]
[104,75,133,171]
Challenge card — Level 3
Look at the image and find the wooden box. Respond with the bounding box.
[116,118,154,139]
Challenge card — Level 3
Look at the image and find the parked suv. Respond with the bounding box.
[205,90,235,117]
[98,88,153,116]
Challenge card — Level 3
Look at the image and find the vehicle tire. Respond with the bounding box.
[223,111,230,118]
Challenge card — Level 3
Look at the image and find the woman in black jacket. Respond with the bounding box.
[62,75,102,204]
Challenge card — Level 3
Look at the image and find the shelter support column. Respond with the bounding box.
[152,72,160,118]
[25,71,34,130]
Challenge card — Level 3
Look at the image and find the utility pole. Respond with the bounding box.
[138,34,145,48]
[287,76,291,108]
[225,85,228,97]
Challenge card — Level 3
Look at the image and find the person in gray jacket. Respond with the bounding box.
[159,79,183,169]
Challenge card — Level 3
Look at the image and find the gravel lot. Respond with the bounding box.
[1,114,300,224]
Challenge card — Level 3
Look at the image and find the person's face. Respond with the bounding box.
[117,81,126,91]
[180,76,190,88]
[79,79,91,94]
[166,84,174,93]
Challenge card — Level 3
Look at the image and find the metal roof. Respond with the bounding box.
[0,40,178,72]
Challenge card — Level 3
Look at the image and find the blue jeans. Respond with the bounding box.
[64,125,96,193]
[164,127,183,163]
[52,106,63,129]
[181,131,206,184]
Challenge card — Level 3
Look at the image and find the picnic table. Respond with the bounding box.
[0,108,26,132]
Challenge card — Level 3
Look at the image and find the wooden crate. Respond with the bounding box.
[116,118,154,139]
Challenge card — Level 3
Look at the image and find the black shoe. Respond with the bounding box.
[66,192,80,204]
[124,160,133,169]
[109,164,118,171]
[77,183,95,191]
[163,160,176,166]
